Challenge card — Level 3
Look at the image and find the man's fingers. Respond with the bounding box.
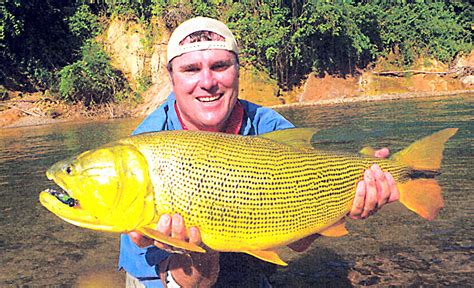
[374,147,390,158]
[154,214,172,250]
[350,181,366,219]
[361,168,377,218]
[188,227,202,245]
[129,231,154,248]
[386,172,400,202]
[371,164,390,208]
[157,214,172,234]
[171,214,187,240]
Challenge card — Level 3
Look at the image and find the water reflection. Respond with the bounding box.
[0,94,472,286]
[274,94,473,286]
[0,119,141,286]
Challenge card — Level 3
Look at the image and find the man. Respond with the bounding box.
[119,17,399,287]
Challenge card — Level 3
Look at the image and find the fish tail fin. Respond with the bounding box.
[392,128,458,221]
[391,128,458,171]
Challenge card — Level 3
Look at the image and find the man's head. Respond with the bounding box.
[167,17,239,65]
[166,17,240,132]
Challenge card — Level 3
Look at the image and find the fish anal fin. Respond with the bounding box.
[137,227,206,253]
[245,249,288,266]
[319,219,349,237]
[398,179,443,221]
[259,128,317,149]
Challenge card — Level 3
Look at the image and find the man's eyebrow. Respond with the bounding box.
[179,63,200,70]
[211,59,234,66]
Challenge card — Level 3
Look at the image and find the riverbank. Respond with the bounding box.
[2,89,472,129]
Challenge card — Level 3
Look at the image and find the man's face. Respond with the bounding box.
[169,49,239,132]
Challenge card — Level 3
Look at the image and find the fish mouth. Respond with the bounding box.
[40,171,117,231]
[42,188,78,207]
[43,170,79,208]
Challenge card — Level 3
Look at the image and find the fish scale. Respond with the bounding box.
[40,128,457,265]
[122,130,409,251]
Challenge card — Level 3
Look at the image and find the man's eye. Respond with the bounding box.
[212,63,230,71]
[184,67,200,73]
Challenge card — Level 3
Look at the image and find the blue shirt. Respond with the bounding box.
[118,92,294,287]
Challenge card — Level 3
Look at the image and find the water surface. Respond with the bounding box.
[0,94,472,286]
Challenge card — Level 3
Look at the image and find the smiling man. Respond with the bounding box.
[119,17,399,288]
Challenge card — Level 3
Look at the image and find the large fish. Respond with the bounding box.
[39,128,457,265]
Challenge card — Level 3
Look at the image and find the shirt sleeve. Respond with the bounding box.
[239,99,295,135]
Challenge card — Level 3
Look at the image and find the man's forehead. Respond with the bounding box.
[172,49,237,66]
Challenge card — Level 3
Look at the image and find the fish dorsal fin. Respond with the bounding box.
[137,227,206,253]
[318,219,349,237]
[391,128,458,171]
[259,128,317,149]
[245,249,288,266]
[359,146,376,157]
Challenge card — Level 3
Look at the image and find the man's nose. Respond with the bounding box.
[199,68,217,90]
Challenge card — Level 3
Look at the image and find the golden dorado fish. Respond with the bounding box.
[39,128,457,265]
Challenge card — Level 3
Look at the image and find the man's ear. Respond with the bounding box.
[167,62,175,85]
[168,70,175,86]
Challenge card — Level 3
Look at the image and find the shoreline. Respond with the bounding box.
[2,90,473,129]
[270,89,473,109]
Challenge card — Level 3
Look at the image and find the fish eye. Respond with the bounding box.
[65,166,73,174]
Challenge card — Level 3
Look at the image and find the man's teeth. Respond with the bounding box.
[198,95,221,102]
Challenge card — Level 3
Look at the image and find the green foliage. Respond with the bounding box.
[226,1,472,88]
[57,41,129,106]
[0,0,23,41]
[136,73,153,94]
[105,0,153,20]
[67,4,102,42]
[1,0,472,95]
[378,2,472,65]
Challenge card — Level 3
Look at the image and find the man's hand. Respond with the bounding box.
[129,214,219,287]
[289,148,400,252]
[349,148,400,219]
[128,214,202,249]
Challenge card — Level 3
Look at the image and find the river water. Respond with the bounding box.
[0,94,472,287]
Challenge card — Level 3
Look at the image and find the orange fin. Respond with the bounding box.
[259,128,317,149]
[245,250,288,266]
[391,128,458,171]
[137,227,206,253]
[398,179,443,221]
[319,219,349,237]
[359,146,376,157]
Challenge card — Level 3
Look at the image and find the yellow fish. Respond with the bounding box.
[39,128,457,265]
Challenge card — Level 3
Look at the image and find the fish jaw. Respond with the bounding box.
[39,144,156,233]
[39,190,119,231]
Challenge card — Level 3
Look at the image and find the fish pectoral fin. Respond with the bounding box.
[245,249,288,266]
[137,227,206,253]
[318,219,349,237]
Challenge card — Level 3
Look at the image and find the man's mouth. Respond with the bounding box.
[196,94,222,102]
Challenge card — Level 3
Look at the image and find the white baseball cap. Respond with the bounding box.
[167,16,239,63]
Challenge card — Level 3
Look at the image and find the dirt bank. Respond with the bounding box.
[2,89,472,130]
[2,50,473,129]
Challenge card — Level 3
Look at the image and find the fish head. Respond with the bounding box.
[39,143,155,232]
